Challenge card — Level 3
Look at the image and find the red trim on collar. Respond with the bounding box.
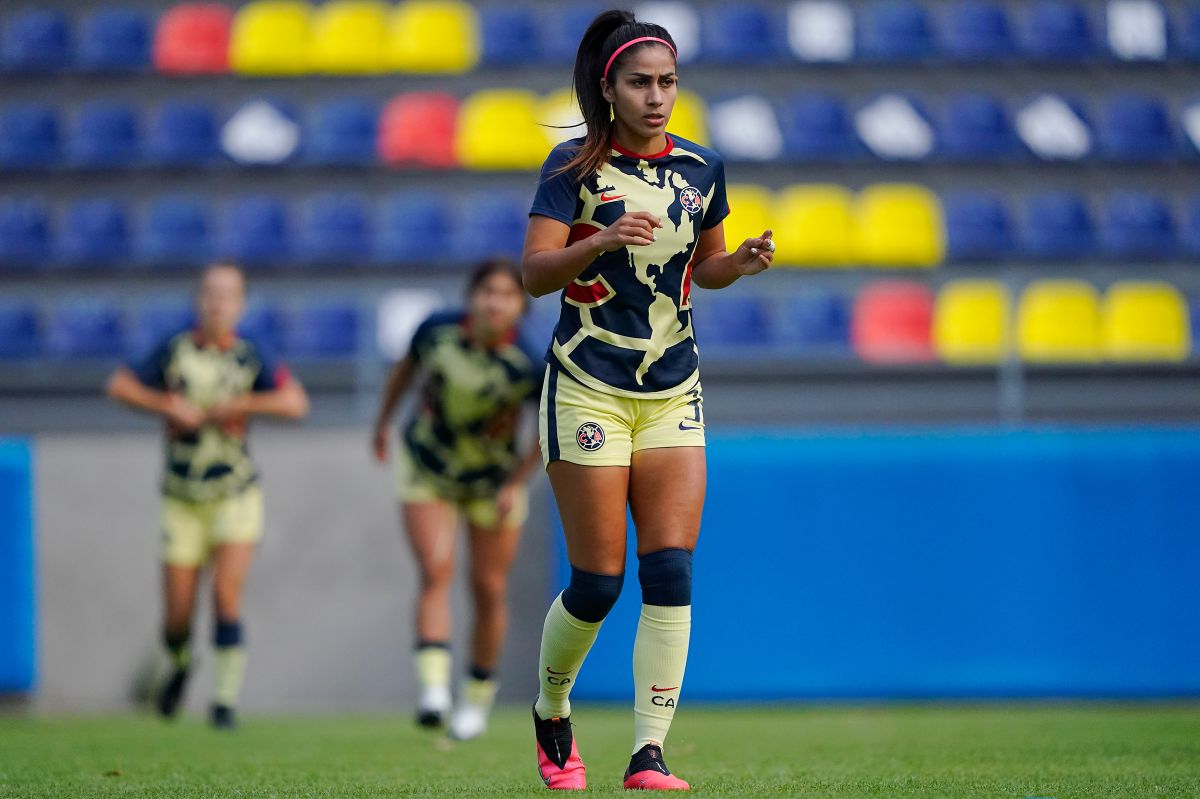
[191,328,237,351]
[611,134,674,161]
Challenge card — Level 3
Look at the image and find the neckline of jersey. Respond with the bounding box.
[191,329,237,352]
[458,312,518,351]
[610,134,674,161]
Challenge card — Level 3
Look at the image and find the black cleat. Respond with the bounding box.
[415,709,445,729]
[623,744,690,790]
[156,669,189,719]
[533,705,586,789]
[209,703,237,730]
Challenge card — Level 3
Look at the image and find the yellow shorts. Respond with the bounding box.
[395,446,529,530]
[160,485,263,567]
[539,366,706,467]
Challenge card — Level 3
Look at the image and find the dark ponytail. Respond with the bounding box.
[557,9,676,179]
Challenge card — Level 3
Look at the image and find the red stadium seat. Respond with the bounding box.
[377,93,459,168]
[851,281,936,363]
[153,3,232,75]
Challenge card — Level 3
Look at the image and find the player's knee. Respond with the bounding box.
[638,547,693,606]
[214,618,242,648]
[419,560,454,593]
[471,571,507,608]
[561,566,624,623]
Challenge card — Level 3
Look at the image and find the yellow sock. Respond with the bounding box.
[415,645,451,691]
[534,594,602,720]
[632,604,691,753]
[463,676,498,708]
[213,646,246,708]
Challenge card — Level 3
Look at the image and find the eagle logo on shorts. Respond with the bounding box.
[679,186,703,216]
[576,422,605,451]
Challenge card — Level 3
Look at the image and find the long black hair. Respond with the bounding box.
[466,257,528,315]
[557,9,676,179]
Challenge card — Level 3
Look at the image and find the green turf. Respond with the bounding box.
[1,704,1197,797]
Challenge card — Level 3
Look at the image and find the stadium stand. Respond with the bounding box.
[851,281,936,363]
[1102,280,1191,362]
[229,0,312,76]
[386,0,480,73]
[0,104,61,169]
[79,8,151,72]
[933,279,1012,364]
[152,3,231,74]
[1016,279,1103,363]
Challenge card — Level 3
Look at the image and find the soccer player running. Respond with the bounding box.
[522,9,774,791]
[371,259,542,741]
[106,262,309,729]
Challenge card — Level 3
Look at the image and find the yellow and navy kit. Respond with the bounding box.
[529,134,730,399]
[402,310,540,502]
[131,330,288,503]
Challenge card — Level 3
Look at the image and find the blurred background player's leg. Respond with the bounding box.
[403,501,458,727]
[158,562,200,718]
[211,541,255,729]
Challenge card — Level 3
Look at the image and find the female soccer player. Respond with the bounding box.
[522,9,775,790]
[106,262,309,729]
[371,259,542,741]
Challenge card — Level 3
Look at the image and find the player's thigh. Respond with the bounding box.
[211,541,256,601]
[210,486,264,550]
[402,500,459,583]
[547,461,630,575]
[628,446,706,557]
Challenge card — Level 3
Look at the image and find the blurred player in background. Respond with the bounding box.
[371,258,542,740]
[522,9,774,790]
[105,262,309,729]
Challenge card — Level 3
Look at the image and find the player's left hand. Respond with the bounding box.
[495,481,520,522]
[731,229,774,276]
[206,395,249,426]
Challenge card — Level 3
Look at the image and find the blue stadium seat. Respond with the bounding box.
[1022,1,1094,61]
[454,193,528,262]
[70,101,141,168]
[1179,4,1200,60]
[142,195,211,267]
[221,195,291,267]
[858,1,936,61]
[0,197,50,268]
[60,197,131,266]
[702,5,784,63]
[1182,195,1200,257]
[79,8,151,71]
[940,93,1019,160]
[238,302,284,352]
[303,193,372,263]
[942,1,1014,61]
[128,301,196,358]
[377,192,455,265]
[543,5,605,63]
[782,93,859,160]
[284,301,359,357]
[307,98,378,165]
[0,104,61,169]
[692,295,772,348]
[1099,94,1175,161]
[782,291,852,353]
[480,6,542,65]
[1101,192,1176,260]
[521,297,558,353]
[2,9,71,71]
[1022,191,1095,259]
[45,300,125,358]
[944,191,1014,261]
[0,300,40,358]
[149,101,220,166]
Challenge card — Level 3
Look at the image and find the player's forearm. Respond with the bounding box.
[521,238,603,297]
[691,251,742,290]
[105,369,171,416]
[236,384,309,420]
[374,358,414,429]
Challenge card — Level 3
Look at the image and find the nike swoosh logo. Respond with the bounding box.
[650,685,678,692]
[678,422,703,431]
[600,192,626,202]
[546,667,571,675]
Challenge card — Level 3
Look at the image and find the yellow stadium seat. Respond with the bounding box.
[1016,279,1102,363]
[933,280,1011,364]
[854,183,945,267]
[538,88,584,150]
[771,184,855,267]
[387,0,479,74]
[455,89,547,170]
[1102,281,1191,362]
[668,90,708,146]
[722,184,773,252]
[308,0,387,74]
[230,1,311,76]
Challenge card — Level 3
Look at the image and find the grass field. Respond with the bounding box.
[1,704,1197,797]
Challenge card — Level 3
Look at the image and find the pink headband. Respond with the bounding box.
[603,36,677,81]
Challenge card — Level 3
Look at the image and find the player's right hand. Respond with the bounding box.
[164,394,204,432]
[595,211,662,252]
[371,425,389,463]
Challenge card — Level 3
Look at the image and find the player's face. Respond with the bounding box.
[604,45,677,143]
[198,266,246,338]
[470,272,525,336]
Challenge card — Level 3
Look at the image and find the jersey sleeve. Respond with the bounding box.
[407,312,442,364]
[701,154,731,231]
[529,144,581,227]
[128,337,173,389]
[248,338,289,391]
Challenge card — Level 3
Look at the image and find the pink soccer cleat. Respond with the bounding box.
[623,744,690,790]
[533,707,587,790]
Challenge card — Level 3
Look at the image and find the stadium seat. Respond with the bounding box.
[149,101,220,166]
[1022,0,1094,60]
[455,90,546,170]
[378,92,459,168]
[307,98,379,165]
[45,300,125,358]
[1015,94,1093,161]
[220,99,302,166]
[377,192,455,265]
[708,95,785,162]
[69,102,141,168]
[722,184,774,257]
[1102,281,1191,362]
[782,93,859,160]
[851,281,935,363]
[284,301,359,357]
[2,9,71,72]
[128,301,197,357]
[781,290,853,353]
[771,184,856,267]
[0,104,62,169]
[544,5,606,63]
[1106,0,1168,61]
[0,301,40,358]
[386,0,480,73]
[302,193,372,263]
[854,93,935,161]
[1016,279,1101,362]
[940,93,1019,160]
[942,1,1015,61]
[702,5,784,63]
[309,0,387,74]
[692,295,772,348]
[221,195,291,267]
[238,302,284,351]
[786,0,856,62]
[634,2,701,63]
[479,6,541,65]
[1178,4,1200,60]
[1182,195,1200,257]
[1022,191,1095,259]
[858,0,936,61]
[521,297,559,352]
[854,184,945,267]
[538,88,584,150]
[1101,192,1176,260]
[141,195,211,267]
[153,3,232,74]
[79,8,151,71]
[229,0,312,76]
[933,279,1011,364]
[669,90,709,145]
[454,192,529,261]
[1099,94,1175,161]
[60,198,131,266]
[0,198,51,268]
[943,191,1013,261]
